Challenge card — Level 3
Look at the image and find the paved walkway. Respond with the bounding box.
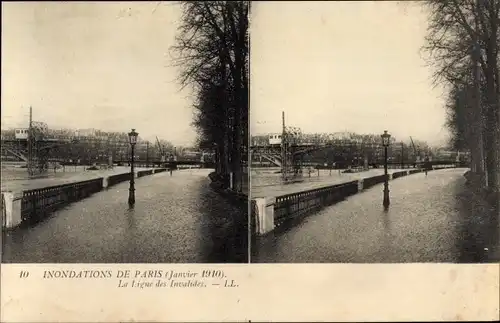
[2,169,247,263]
[252,168,499,263]
[251,168,409,198]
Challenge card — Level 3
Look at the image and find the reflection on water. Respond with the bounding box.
[2,170,248,263]
[251,167,285,187]
[251,167,371,188]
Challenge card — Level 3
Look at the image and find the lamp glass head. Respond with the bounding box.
[128,129,138,145]
[381,130,391,147]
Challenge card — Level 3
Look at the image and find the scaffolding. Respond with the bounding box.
[26,106,54,177]
[281,111,304,182]
[27,120,52,177]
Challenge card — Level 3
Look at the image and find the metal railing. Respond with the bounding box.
[137,169,153,178]
[274,180,359,227]
[107,172,132,187]
[391,171,407,180]
[21,177,103,223]
[362,174,387,190]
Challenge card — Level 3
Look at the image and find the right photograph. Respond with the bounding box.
[249,1,500,263]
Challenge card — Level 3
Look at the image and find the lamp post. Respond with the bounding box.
[146,141,149,168]
[381,130,391,209]
[401,141,404,169]
[128,128,138,206]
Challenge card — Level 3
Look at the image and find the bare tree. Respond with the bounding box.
[423,0,499,192]
[171,1,249,192]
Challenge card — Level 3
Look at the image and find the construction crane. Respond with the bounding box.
[409,136,421,164]
[156,136,166,162]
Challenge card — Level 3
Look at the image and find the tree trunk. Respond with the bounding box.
[231,97,242,192]
[483,30,499,192]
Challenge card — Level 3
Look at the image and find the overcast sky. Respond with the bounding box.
[1,2,197,146]
[250,1,450,146]
[2,2,451,148]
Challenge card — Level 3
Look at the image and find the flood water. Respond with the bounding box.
[253,168,499,263]
[2,169,248,263]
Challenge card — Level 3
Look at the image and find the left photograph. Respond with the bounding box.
[1,1,249,263]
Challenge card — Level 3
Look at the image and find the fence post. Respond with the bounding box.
[357,179,364,191]
[103,177,109,189]
[2,192,22,228]
[254,197,275,235]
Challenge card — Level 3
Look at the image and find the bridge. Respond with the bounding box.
[251,112,469,172]
[251,142,468,169]
[1,138,74,162]
[1,138,215,170]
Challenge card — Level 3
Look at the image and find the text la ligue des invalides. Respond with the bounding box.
[41,268,212,288]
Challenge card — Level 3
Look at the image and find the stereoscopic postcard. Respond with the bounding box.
[1,1,498,322]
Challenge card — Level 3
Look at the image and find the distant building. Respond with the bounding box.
[182,148,201,156]
[75,128,97,137]
[337,132,354,139]
[435,148,456,158]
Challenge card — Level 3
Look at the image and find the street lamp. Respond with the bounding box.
[400,141,404,169]
[128,128,138,206]
[381,130,391,209]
